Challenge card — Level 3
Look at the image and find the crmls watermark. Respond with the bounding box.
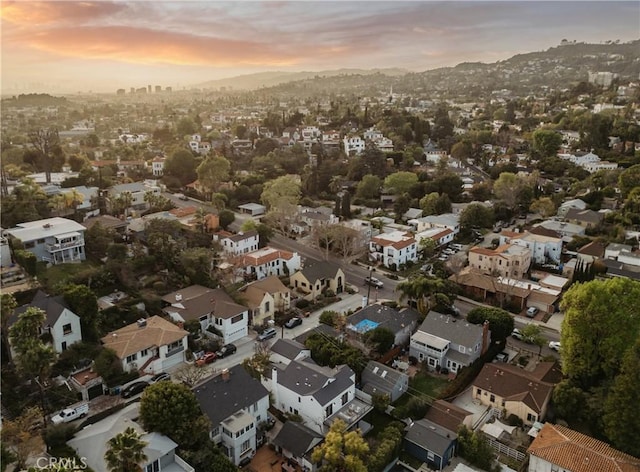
[29,457,89,470]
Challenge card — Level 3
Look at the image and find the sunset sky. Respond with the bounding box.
[1,1,639,94]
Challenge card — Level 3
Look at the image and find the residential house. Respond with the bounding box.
[361,360,409,402]
[194,366,270,466]
[468,244,532,278]
[68,403,194,472]
[107,181,161,215]
[338,218,373,241]
[404,419,457,472]
[617,250,640,267]
[161,285,249,344]
[82,215,128,235]
[262,357,371,435]
[472,362,561,425]
[100,316,188,374]
[271,421,324,472]
[343,136,365,155]
[238,203,266,217]
[290,260,345,301]
[369,231,418,269]
[604,243,633,260]
[241,247,301,280]
[4,217,86,264]
[216,230,260,256]
[270,339,311,366]
[527,423,640,472]
[60,186,98,211]
[347,305,420,347]
[410,312,490,374]
[416,227,455,248]
[499,230,562,265]
[69,366,105,401]
[12,290,83,353]
[423,399,474,433]
[557,199,587,218]
[295,207,339,233]
[564,208,604,228]
[533,220,585,243]
[577,241,605,268]
[409,213,460,236]
[151,156,165,176]
[240,275,291,326]
[403,208,423,221]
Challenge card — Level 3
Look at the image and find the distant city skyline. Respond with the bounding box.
[1,1,639,94]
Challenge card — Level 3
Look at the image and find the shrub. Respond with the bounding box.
[506,414,523,427]
[296,299,310,309]
[319,310,339,327]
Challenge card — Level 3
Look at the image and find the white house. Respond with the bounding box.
[4,217,86,265]
[409,213,461,236]
[416,227,455,248]
[369,231,418,268]
[241,247,301,280]
[12,291,83,353]
[151,156,165,176]
[499,230,563,265]
[108,181,161,214]
[216,230,260,256]
[101,316,188,374]
[161,285,249,344]
[263,357,371,435]
[410,312,490,374]
[194,366,270,466]
[343,136,365,156]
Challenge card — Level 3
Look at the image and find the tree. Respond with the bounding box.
[560,278,640,390]
[179,247,215,286]
[457,425,497,472]
[218,209,235,230]
[94,348,124,386]
[29,128,60,184]
[602,337,640,457]
[1,293,17,362]
[419,192,440,215]
[104,427,148,472]
[397,276,446,315]
[341,191,352,219]
[1,407,45,470]
[418,237,437,259]
[63,284,99,341]
[393,194,411,219]
[364,327,395,354]
[176,117,197,136]
[466,307,514,343]
[139,382,210,449]
[261,175,301,210]
[384,171,418,195]
[493,172,526,211]
[196,155,230,198]
[451,140,473,161]
[163,149,197,186]
[618,164,640,198]
[529,197,557,218]
[531,129,562,158]
[84,222,114,261]
[355,174,382,200]
[173,364,207,387]
[311,419,369,472]
[520,323,545,356]
[460,203,494,231]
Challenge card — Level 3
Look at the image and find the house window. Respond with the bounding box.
[145,460,160,472]
[265,301,270,312]
[212,427,219,437]
[140,349,148,357]
[62,323,72,335]
[231,314,244,324]
[341,392,349,406]
[476,388,482,396]
[126,354,137,363]
[490,394,495,403]
[527,413,537,422]
[241,439,251,453]
[501,400,506,407]
[325,404,333,417]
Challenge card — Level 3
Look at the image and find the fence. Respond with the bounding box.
[487,437,526,462]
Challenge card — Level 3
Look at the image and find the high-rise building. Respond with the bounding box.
[116,89,126,95]
[155,85,162,93]
[147,85,152,93]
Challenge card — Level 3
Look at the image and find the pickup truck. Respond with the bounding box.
[51,403,89,424]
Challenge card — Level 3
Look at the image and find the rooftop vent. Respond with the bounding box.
[175,294,182,302]
[43,223,52,229]
[137,318,147,328]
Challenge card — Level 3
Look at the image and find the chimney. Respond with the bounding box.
[481,320,490,355]
[221,368,230,382]
[137,318,147,328]
[175,294,182,302]
[271,367,279,406]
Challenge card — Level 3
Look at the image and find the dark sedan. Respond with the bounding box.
[284,317,303,329]
[121,381,149,398]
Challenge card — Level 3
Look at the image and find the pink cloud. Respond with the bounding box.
[1,1,127,25]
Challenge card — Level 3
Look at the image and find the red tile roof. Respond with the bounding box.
[528,423,640,472]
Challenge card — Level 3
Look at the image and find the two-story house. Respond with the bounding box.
[4,217,86,265]
[361,361,409,402]
[194,366,270,466]
[241,247,301,280]
[564,208,604,228]
[263,357,371,435]
[468,243,531,278]
[410,312,490,374]
[527,423,640,472]
[101,316,188,374]
[408,213,460,236]
[369,231,418,269]
[290,260,345,301]
[68,403,194,472]
[240,275,291,326]
[472,362,561,426]
[347,305,420,347]
[11,291,83,353]
[107,181,161,215]
[150,156,165,176]
[216,230,259,256]
[499,230,562,265]
[416,227,455,248]
[343,136,365,156]
[162,285,249,344]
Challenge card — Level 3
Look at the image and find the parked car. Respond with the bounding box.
[526,307,540,318]
[285,317,303,329]
[121,381,149,398]
[149,372,171,384]
[257,327,277,341]
[51,403,89,424]
[495,352,509,363]
[549,341,561,351]
[450,244,464,251]
[174,193,189,200]
[511,328,524,341]
[364,276,384,289]
[196,352,217,366]
[216,344,237,358]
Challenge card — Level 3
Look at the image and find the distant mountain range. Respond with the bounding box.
[194,68,408,90]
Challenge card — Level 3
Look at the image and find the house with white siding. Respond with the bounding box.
[241,247,301,280]
[369,231,418,269]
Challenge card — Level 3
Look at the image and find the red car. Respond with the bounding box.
[196,352,217,366]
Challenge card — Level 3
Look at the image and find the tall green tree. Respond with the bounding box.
[261,175,301,210]
[531,129,562,158]
[355,174,382,200]
[1,293,17,362]
[311,419,369,472]
[602,337,640,457]
[163,149,198,186]
[460,203,495,231]
[560,278,640,390]
[196,155,230,198]
[618,164,640,198]
[466,307,514,343]
[493,172,526,211]
[104,427,148,472]
[63,284,99,341]
[384,171,418,195]
[139,382,210,449]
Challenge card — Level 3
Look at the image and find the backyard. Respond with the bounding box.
[392,370,450,418]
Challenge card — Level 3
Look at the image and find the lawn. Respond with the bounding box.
[363,409,397,439]
[393,370,450,411]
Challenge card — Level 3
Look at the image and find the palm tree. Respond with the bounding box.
[397,275,445,315]
[104,427,148,472]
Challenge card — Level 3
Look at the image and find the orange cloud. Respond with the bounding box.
[1,1,126,25]
[19,26,304,67]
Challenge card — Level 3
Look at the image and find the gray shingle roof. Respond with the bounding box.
[361,361,407,397]
[404,419,457,456]
[271,421,323,457]
[347,305,420,335]
[12,290,72,327]
[271,339,308,360]
[417,311,486,347]
[278,358,354,405]
[299,260,341,284]
[194,365,269,426]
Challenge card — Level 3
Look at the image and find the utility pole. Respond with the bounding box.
[366,266,373,305]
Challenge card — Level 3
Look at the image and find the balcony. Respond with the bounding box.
[46,239,84,252]
[166,344,185,358]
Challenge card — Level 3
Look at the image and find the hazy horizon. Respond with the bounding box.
[1,1,639,95]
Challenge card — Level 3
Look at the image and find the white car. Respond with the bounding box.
[549,341,561,351]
